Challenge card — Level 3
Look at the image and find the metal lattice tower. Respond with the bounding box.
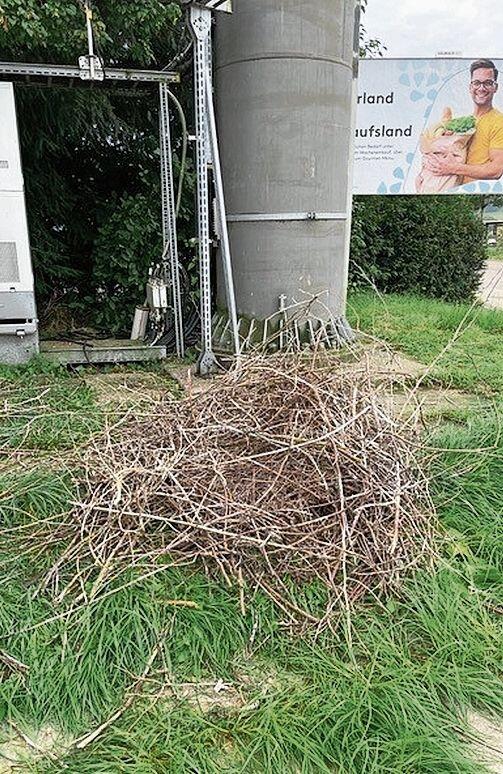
[188,3,239,374]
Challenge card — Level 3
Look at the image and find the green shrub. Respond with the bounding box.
[90,193,162,334]
[350,196,486,301]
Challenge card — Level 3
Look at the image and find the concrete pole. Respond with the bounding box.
[215,0,359,336]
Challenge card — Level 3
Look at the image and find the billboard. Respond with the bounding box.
[354,58,503,195]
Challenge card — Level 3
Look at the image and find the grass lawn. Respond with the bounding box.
[348,291,503,394]
[0,297,502,772]
[487,243,503,261]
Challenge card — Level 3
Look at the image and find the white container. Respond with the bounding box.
[0,83,24,193]
[0,83,38,362]
[0,190,34,293]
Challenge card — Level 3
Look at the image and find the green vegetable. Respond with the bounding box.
[444,115,476,134]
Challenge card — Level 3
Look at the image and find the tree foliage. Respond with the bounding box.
[0,0,189,334]
[359,0,386,58]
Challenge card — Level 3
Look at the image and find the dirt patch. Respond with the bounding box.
[155,660,305,716]
[169,364,216,396]
[343,343,474,422]
[467,713,503,774]
[0,724,70,772]
[346,342,427,381]
[385,386,474,423]
[84,370,179,409]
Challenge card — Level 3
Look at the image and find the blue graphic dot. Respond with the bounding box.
[411,90,425,102]
[393,167,405,180]
[377,182,388,194]
[493,181,503,193]
[399,73,411,86]
[463,184,477,192]
[427,89,438,101]
[390,183,402,193]
[406,153,415,164]
[414,73,425,86]
[427,73,440,86]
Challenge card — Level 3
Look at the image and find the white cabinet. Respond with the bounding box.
[0,82,38,362]
[0,190,34,292]
[0,83,24,192]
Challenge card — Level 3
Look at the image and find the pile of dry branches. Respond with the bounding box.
[38,354,434,625]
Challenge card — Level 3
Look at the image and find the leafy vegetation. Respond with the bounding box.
[350,198,486,302]
[0,0,190,334]
[444,115,477,134]
[487,242,503,261]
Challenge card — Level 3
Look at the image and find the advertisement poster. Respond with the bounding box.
[354,58,503,195]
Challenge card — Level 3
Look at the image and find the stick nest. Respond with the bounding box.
[41,354,434,626]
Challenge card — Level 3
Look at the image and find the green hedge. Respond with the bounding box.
[350,196,486,301]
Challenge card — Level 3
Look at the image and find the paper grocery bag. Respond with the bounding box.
[416,131,475,194]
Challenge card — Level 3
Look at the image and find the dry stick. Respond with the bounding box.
[0,649,29,675]
[7,355,432,629]
[7,721,59,762]
[73,636,164,750]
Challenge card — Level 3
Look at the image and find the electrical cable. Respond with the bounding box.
[166,89,189,216]
[163,33,193,73]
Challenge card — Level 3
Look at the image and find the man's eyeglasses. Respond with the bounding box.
[471,79,497,89]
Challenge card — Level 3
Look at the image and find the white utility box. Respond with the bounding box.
[0,82,38,364]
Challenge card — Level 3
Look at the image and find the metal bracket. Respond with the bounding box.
[226,212,348,223]
[189,4,240,374]
[189,6,212,40]
[182,1,232,14]
[189,6,216,374]
[78,55,104,81]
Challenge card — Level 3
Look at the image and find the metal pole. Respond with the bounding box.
[84,1,95,81]
[190,6,218,375]
[159,83,185,357]
[204,71,240,358]
[340,0,362,316]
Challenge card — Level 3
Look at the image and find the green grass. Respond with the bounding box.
[0,415,502,772]
[0,468,74,526]
[0,306,502,771]
[430,412,503,598]
[487,243,503,261]
[348,291,503,393]
[0,358,104,453]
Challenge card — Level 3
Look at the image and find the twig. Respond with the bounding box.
[73,637,164,750]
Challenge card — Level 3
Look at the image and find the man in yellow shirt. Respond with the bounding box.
[428,59,503,183]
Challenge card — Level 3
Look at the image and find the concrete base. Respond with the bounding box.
[41,339,167,366]
[0,332,39,365]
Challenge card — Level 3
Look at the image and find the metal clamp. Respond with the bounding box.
[226,212,347,223]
